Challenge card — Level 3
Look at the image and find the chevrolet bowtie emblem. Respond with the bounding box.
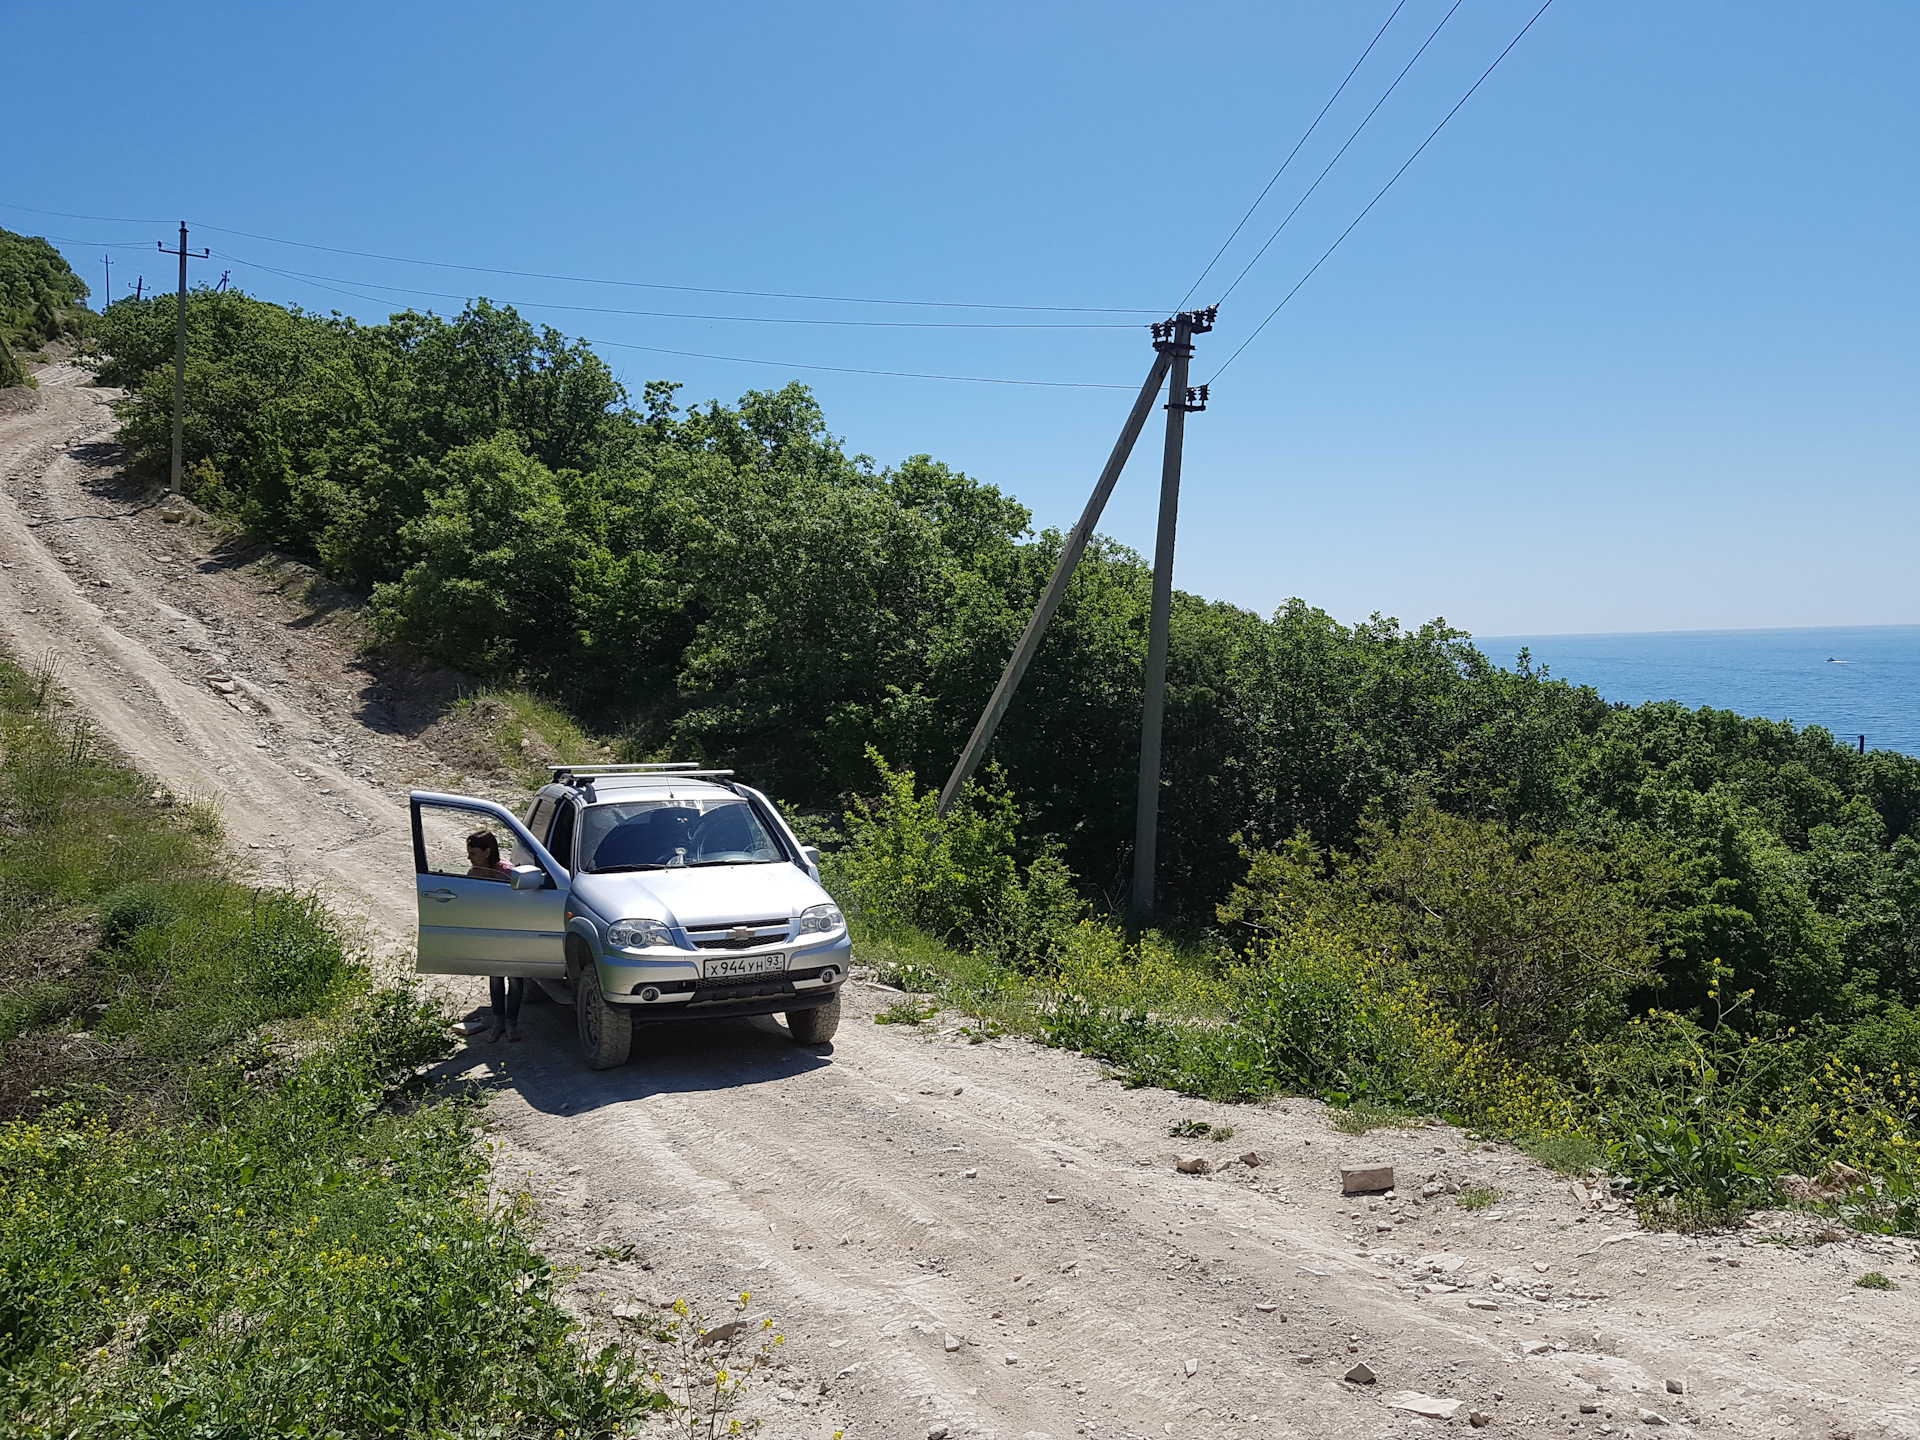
[727,926,756,943]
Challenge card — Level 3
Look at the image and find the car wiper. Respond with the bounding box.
[684,858,780,867]
[587,863,670,874]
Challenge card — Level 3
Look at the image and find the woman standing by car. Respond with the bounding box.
[466,830,524,1042]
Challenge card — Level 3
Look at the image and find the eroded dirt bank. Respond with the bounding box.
[2,364,1916,1440]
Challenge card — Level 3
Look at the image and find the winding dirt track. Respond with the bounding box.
[4,366,1918,1440]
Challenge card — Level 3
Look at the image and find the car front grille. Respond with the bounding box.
[688,918,790,950]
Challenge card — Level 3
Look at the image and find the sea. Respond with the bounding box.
[1474,625,1920,759]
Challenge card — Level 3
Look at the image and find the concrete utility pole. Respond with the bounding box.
[937,303,1217,924]
[1130,308,1214,923]
[101,254,111,309]
[936,344,1176,818]
[157,222,208,495]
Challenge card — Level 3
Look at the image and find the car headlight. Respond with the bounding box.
[797,902,844,935]
[607,917,676,949]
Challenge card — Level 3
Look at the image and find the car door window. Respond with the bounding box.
[547,801,577,870]
[416,801,531,881]
[526,796,556,845]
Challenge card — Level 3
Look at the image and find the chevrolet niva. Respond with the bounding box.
[411,764,849,1068]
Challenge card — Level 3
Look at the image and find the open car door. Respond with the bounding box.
[410,791,568,978]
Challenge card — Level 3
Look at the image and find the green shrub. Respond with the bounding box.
[96,882,179,947]
[827,752,1083,971]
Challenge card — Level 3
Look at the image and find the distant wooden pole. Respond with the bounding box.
[157,221,208,495]
[935,345,1174,818]
[101,254,111,309]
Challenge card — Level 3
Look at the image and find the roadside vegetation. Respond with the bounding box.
[77,264,1920,1236]
[0,228,91,387]
[0,652,659,1437]
[827,760,1920,1235]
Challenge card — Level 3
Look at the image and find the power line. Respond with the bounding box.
[188,220,1162,315]
[208,249,1142,329]
[1207,0,1559,384]
[0,201,169,225]
[145,241,1135,390]
[1214,0,1466,307]
[1,199,1161,314]
[38,234,161,250]
[1177,0,1411,310]
[585,338,1134,390]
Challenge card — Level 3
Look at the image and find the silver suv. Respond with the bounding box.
[411,764,850,1068]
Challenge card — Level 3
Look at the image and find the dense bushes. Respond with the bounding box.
[0,228,90,386]
[87,285,1920,987]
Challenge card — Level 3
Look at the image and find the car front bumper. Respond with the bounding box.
[593,931,852,1017]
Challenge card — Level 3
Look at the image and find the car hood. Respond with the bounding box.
[570,862,831,929]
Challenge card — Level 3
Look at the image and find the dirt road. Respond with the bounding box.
[4,365,1917,1440]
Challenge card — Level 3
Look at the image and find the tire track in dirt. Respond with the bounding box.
[5,363,1918,1439]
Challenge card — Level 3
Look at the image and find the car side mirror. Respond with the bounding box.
[801,845,821,868]
[509,865,548,891]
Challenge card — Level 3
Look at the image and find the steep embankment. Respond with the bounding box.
[3,363,1917,1440]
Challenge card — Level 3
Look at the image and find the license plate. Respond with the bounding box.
[702,951,788,980]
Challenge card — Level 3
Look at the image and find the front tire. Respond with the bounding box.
[786,995,841,1045]
[570,950,631,1070]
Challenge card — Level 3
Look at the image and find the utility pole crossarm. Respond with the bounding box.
[935,345,1174,817]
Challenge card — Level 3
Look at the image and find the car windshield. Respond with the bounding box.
[578,797,785,873]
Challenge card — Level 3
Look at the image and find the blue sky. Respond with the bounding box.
[4,0,1914,638]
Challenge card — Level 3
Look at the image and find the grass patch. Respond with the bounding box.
[1518,1133,1606,1175]
[1633,1192,1748,1234]
[1456,1187,1502,1210]
[446,687,618,789]
[1854,1271,1897,1290]
[1168,1119,1237,1141]
[0,653,661,1436]
[874,998,939,1026]
[1329,1102,1423,1135]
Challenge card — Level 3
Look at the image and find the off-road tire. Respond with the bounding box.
[786,995,841,1045]
[570,949,631,1069]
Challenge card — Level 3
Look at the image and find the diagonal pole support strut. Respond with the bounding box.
[935,347,1174,817]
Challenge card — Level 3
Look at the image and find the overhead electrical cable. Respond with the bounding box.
[0,201,169,226]
[1213,0,1466,307]
[585,339,1133,389]
[2,200,1160,314]
[1177,0,1411,310]
[193,244,1133,390]
[39,234,165,250]
[188,221,1160,315]
[210,249,1141,329]
[1206,0,1559,384]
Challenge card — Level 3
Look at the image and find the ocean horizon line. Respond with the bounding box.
[1477,620,1920,645]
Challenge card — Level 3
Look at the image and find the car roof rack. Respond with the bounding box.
[548,763,736,785]
[547,763,705,777]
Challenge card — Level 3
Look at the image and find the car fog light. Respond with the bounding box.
[818,967,838,985]
[639,986,660,1002]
